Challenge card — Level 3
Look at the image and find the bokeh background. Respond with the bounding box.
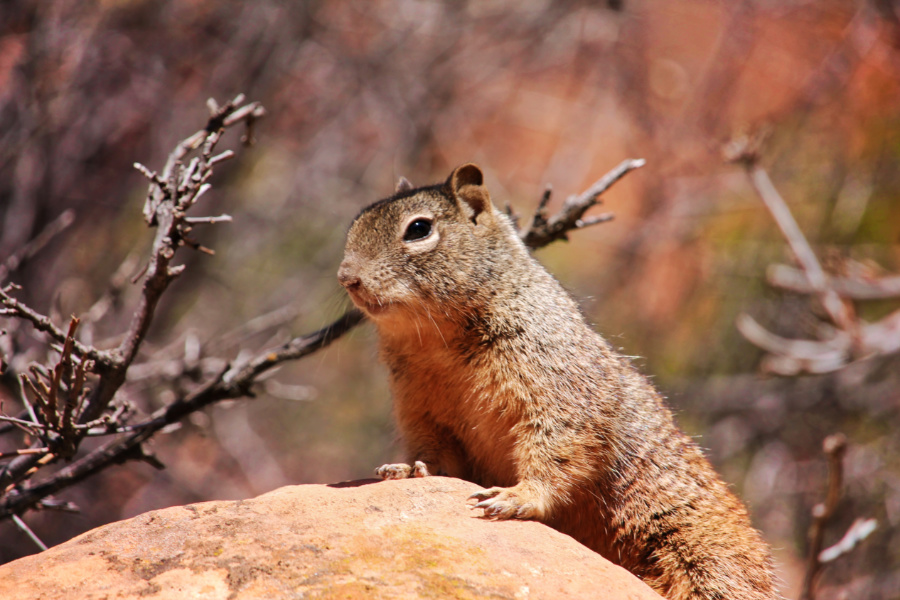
[1,1,899,597]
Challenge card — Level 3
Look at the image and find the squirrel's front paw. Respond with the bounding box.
[375,460,430,480]
[468,483,543,520]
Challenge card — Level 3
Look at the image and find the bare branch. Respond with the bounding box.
[800,433,848,600]
[732,143,900,374]
[0,413,43,436]
[184,214,233,225]
[768,264,900,300]
[0,96,266,502]
[0,308,360,519]
[521,185,552,239]
[0,447,49,459]
[11,514,47,552]
[82,252,141,328]
[224,309,365,390]
[819,518,878,564]
[738,303,900,375]
[735,314,849,374]
[81,96,266,425]
[520,158,644,249]
[0,209,76,283]
[576,213,616,228]
[215,303,302,350]
[861,308,900,355]
[0,291,110,369]
[739,159,854,332]
[208,150,235,167]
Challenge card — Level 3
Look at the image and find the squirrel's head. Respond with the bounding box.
[338,164,510,323]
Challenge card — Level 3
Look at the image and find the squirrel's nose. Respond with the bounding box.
[337,262,361,290]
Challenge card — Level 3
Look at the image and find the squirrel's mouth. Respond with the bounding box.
[345,288,393,316]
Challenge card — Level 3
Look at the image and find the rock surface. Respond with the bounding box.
[0,477,662,599]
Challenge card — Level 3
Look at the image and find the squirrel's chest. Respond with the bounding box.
[383,342,523,465]
[383,335,525,403]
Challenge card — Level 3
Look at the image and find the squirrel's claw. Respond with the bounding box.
[468,487,500,503]
[468,486,538,520]
[375,460,431,480]
[375,463,412,479]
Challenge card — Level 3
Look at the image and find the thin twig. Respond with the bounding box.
[800,433,847,600]
[17,382,39,428]
[767,264,900,300]
[11,514,48,552]
[184,215,233,225]
[0,209,76,283]
[735,314,848,375]
[0,291,109,368]
[0,414,46,434]
[818,518,877,563]
[0,448,50,459]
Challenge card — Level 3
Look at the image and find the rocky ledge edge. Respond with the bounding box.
[0,476,662,599]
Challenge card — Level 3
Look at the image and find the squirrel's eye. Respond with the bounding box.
[403,218,433,242]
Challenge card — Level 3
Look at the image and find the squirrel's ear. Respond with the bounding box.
[395,176,414,193]
[447,164,493,224]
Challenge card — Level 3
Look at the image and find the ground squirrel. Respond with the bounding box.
[338,164,778,600]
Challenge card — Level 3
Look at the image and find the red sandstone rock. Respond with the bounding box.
[0,477,662,599]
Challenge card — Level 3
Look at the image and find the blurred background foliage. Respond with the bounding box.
[1,0,899,597]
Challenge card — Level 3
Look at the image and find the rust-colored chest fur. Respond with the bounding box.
[380,323,524,488]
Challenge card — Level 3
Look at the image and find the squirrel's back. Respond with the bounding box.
[338,164,778,600]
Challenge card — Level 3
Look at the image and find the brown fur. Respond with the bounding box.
[338,164,779,600]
